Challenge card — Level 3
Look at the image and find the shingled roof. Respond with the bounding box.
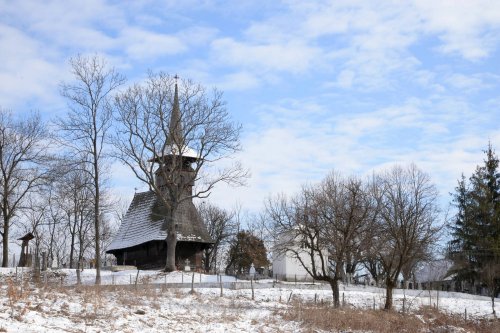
[107,191,212,252]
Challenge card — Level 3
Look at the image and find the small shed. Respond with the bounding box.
[18,232,35,267]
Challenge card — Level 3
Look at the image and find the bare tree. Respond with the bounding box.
[0,109,50,267]
[320,174,377,285]
[374,164,441,310]
[113,73,247,271]
[58,55,125,283]
[198,202,237,273]
[44,197,68,268]
[52,163,94,269]
[266,172,376,307]
[97,212,117,267]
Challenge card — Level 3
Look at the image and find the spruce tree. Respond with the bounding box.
[449,174,477,282]
[449,143,500,311]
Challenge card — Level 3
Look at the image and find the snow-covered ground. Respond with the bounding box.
[0,268,498,332]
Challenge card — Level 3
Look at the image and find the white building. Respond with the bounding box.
[272,232,328,281]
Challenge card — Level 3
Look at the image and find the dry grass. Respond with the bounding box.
[5,278,32,319]
[283,302,500,333]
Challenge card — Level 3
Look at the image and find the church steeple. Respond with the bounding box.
[151,74,198,166]
[166,76,184,147]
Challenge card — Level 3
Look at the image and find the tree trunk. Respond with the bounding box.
[164,207,177,272]
[492,293,496,317]
[94,212,101,284]
[330,279,340,308]
[2,218,8,267]
[165,230,177,272]
[204,249,210,273]
[76,258,81,285]
[69,234,75,268]
[385,279,395,310]
[93,127,102,285]
[94,183,101,284]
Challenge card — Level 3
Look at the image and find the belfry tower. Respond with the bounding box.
[107,79,213,270]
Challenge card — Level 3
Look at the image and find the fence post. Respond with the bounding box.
[220,278,223,297]
[190,272,195,294]
[465,308,467,321]
[403,288,406,314]
[251,278,254,300]
[134,270,140,290]
[342,292,345,307]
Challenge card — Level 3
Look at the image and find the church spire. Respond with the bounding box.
[167,75,183,146]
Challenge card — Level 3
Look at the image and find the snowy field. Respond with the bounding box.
[0,268,498,332]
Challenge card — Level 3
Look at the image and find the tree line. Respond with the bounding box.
[0,54,246,284]
[263,164,441,310]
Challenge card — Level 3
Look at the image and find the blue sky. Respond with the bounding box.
[1,0,500,214]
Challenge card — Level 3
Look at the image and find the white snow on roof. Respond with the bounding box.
[162,144,199,159]
[107,191,166,251]
[107,190,210,251]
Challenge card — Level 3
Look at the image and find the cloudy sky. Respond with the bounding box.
[1,0,500,215]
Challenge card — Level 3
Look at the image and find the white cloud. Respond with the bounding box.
[445,72,499,92]
[0,24,67,109]
[414,0,500,60]
[121,28,187,59]
[1,0,499,217]
[210,94,499,212]
[217,71,260,91]
[335,70,355,88]
[211,38,321,74]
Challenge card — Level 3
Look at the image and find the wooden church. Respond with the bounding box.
[106,82,213,270]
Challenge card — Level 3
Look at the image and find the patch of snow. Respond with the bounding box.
[0,268,498,332]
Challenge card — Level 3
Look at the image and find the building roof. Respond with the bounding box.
[18,232,35,241]
[160,144,199,160]
[166,81,183,147]
[107,191,212,252]
[149,81,200,162]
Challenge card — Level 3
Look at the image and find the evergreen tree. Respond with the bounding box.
[449,143,500,313]
[449,174,478,282]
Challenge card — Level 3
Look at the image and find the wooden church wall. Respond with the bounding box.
[114,241,205,270]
